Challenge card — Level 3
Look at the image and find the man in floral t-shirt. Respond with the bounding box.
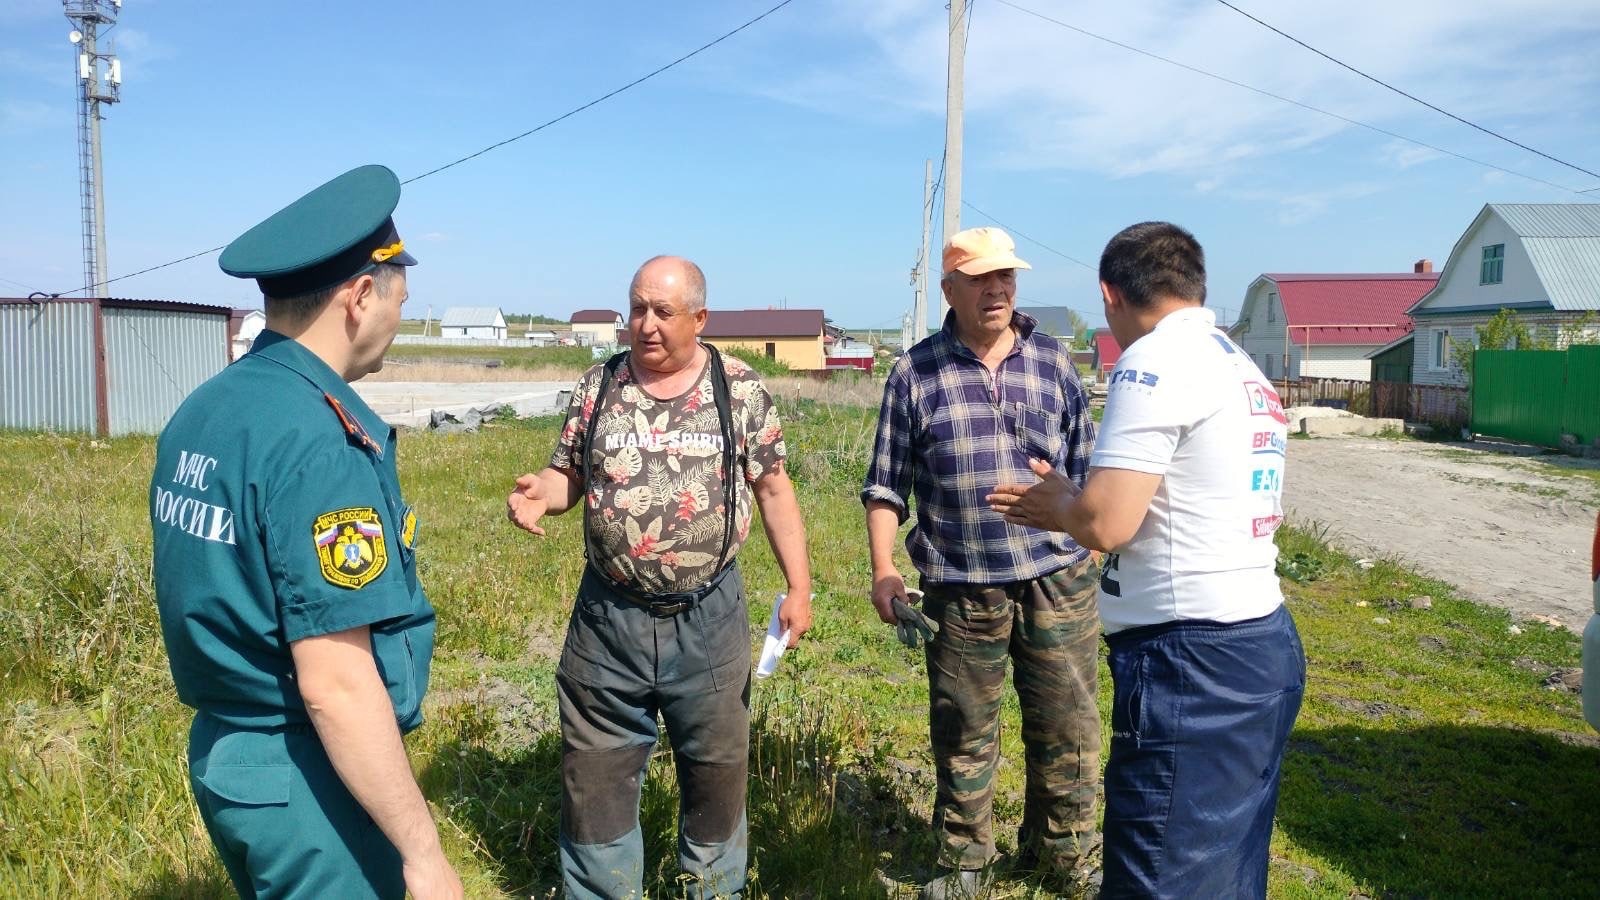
[507,255,812,899]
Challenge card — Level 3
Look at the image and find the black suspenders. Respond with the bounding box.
[579,345,737,599]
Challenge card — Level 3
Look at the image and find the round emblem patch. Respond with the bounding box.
[312,507,388,588]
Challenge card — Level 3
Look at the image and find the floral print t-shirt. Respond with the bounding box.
[550,348,786,593]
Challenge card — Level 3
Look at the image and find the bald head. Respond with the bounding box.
[631,255,707,312]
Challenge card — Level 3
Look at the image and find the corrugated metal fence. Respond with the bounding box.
[0,301,99,432]
[1564,346,1600,447]
[1,298,229,436]
[103,306,229,435]
[1473,346,1600,447]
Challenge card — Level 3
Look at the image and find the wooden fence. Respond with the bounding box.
[1272,378,1369,411]
[1372,382,1469,428]
[1269,378,1470,429]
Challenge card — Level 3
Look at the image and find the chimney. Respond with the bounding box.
[1414,259,1434,274]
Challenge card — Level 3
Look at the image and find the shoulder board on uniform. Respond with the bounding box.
[324,393,384,458]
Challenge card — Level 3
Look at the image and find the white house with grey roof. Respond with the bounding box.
[1406,204,1600,386]
[439,306,507,340]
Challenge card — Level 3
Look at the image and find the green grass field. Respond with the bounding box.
[2,405,1595,898]
[384,343,598,371]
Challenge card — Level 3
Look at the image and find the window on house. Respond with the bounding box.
[1267,293,1277,323]
[765,342,776,359]
[1433,330,1451,369]
[1480,244,1504,284]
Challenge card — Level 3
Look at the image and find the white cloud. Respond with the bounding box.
[1270,183,1384,226]
[1380,141,1444,170]
[756,0,1600,186]
[109,27,173,60]
[0,100,54,135]
[0,48,65,84]
[0,0,57,26]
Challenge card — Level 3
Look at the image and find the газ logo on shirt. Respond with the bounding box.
[1244,382,1288,425]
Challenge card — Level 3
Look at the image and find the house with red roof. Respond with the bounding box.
[1091,330,1121,380]
[1231,262,1439,382]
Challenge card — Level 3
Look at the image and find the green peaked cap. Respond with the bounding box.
[219,164,417,297]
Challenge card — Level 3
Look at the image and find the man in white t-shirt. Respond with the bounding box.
[989,221,1305,898]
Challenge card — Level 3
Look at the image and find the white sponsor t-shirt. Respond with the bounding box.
[1090,306,1286,633]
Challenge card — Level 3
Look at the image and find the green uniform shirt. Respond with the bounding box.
[150,329,434,732]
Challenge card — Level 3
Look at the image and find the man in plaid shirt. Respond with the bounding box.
[863,227,1101,898]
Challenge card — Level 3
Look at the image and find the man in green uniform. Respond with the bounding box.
[149,164,461,899]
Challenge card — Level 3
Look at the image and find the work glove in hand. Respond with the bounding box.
[890,590,940,649]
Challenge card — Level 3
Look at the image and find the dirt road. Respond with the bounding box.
[1285,436,1599,630]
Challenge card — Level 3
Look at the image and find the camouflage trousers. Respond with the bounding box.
[922,557,1101,872]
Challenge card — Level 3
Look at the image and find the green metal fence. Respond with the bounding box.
[1473,346,1600,447]
[1565,346,1600,446]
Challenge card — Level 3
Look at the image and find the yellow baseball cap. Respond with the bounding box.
[942,226,1031,276]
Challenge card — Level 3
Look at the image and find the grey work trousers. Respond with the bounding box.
[555,565,752,899]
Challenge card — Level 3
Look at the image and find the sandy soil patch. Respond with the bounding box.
[1286,436,1598,630]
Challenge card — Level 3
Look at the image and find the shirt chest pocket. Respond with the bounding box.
[1008,400,1063,464]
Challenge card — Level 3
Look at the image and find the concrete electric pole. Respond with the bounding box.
[64,0,123,296]
[940,0,967,320]
[913,158,932,344]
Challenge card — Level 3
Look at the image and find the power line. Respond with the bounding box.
[47,0,799,297]
[910,1,972,279]
[1212,0,1600,184]
[962,200,1097,272]
[0,275,46,294]
[989,0,1594,197]
[402,0,797,185]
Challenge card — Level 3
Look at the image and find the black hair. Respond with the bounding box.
[265,262,404,323]
[1098,221,1206,307]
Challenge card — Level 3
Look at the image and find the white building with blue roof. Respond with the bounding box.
[1407,204,1600,385]
[439,306,507,340]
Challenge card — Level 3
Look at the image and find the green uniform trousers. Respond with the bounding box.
[922,557,1102,873]
[187,712,404,899]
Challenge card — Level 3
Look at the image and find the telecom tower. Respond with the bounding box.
[63,0,123,296]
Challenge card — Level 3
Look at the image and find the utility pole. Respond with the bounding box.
[913,158,932,344]
[940,0,967,320]
[64,0,122,297]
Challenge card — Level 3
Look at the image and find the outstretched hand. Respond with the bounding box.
[505,473,551,536]
[987,457,1079,533]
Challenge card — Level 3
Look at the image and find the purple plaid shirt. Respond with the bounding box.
[863,310,1095,586]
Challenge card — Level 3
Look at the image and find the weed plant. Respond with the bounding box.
[1,407,1595,898]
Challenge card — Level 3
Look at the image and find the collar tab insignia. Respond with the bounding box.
[325,393,384,458]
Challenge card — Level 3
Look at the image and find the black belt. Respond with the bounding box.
[587,562,733,617]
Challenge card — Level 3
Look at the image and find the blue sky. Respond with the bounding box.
[3,0,1599,331]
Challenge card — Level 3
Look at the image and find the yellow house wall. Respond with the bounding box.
[703,335,825,370]
[572,322,619,345]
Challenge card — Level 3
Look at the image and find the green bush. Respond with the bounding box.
[723,345,793,379]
